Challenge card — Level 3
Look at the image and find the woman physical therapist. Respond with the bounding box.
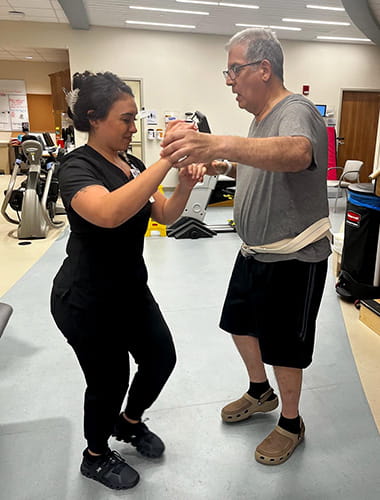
[51,71,204,490]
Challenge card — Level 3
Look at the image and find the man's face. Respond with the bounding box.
[226,43,266,116]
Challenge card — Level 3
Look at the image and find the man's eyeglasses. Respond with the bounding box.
[223,60,263,81]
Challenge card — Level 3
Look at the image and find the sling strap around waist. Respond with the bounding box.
[241,217,331,256]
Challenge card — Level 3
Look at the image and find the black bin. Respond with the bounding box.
[336,183,380,300]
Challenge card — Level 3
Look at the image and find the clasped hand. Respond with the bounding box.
[161,119,221,181]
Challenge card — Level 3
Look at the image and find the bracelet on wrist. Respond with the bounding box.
[224,160,233,176]
[214,159,233,176]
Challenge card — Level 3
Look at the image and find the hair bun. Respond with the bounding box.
[72,71,93,91]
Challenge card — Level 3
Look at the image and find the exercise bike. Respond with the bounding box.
[1,139,64,239]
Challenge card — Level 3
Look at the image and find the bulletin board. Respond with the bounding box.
[0,80,29,131]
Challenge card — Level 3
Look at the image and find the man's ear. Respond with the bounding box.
[261,59,272,82]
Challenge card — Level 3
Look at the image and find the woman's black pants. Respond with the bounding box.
[51,287,176,454]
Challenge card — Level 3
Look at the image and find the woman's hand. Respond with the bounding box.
[181,160,232,177]
[178,163,207,189]
[150,162,207,225]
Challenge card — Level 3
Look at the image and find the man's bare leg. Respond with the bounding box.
[273,366,302,418]
[254,366,304,465]
[232,334,267,382]
[221,335,278,423]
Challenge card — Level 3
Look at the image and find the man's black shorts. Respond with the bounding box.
[219,253,328,369]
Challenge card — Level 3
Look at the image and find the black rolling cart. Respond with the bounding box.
[336,183,380,300]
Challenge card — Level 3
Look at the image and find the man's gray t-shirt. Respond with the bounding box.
[234,94,331,263]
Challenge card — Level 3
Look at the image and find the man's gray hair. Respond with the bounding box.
[226,28,284,82]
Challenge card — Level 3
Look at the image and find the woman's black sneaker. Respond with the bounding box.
[112,415,165,458]
[80,449,139,490]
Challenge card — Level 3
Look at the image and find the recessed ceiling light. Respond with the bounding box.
[126,20,196,29]
[283,18,350,26]
[176,0,259,6]
[236,24,301,31]
[219,3,259,8]
[176,1,218,5]
[25,56,33,59]
[8,10,25,19]
[317,36,371,42]
[307,4,345,11]
[129,6,209,15]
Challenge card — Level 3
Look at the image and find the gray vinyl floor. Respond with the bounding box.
[0,200,379,500]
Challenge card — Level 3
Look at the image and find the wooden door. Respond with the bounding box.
[49,69,70,110]
[49,68,71,130]
[337,90,380,182]
[26,94,55,132]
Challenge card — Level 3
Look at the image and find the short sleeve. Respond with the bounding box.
[278,102,315,142]
[58,160,105,208]
[277,101,326,171]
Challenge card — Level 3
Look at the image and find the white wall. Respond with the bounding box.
[0,59,69,141]
[283,41,380,117]
[1,20,379,184]
[0,60,69,94]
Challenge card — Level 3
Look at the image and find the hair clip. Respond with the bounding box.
[63,88,80,113]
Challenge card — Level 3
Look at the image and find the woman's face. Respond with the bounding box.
[90,93,138,151]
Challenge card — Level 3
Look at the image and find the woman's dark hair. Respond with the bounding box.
[68,71,134,132]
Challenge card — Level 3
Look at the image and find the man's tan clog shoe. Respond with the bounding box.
[255,418,305,465]
[221,388,279,423]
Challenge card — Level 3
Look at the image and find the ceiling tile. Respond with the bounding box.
[9,0,55,8]
[0,0,376,63]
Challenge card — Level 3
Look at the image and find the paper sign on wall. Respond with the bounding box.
[0,94,8,113]
[0,80,26,95]
[0,81,28,131]
[0,111,11,131]
[147,110,158,125]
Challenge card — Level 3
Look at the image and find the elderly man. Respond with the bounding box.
[162,28,330,465]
